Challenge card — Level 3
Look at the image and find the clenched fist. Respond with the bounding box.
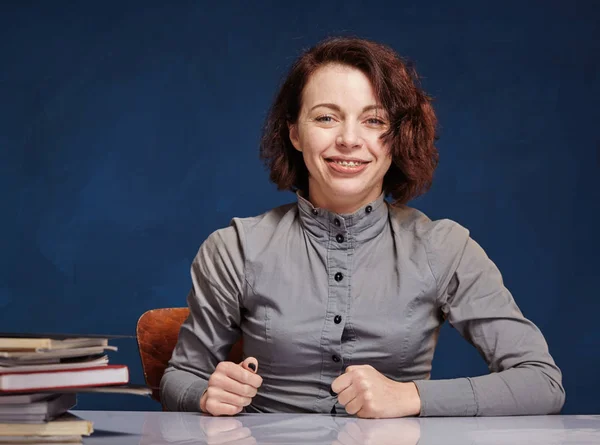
[331,365,421,418]
[200,357,263,416]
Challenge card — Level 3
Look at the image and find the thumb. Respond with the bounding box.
[239,357,259,373]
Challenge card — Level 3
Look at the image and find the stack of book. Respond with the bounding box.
[0,334,147,444]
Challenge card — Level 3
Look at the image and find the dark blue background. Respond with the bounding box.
[1,1,598,413]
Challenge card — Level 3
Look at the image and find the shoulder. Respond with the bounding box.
[201,202,298,257]
[193,203,297,285]
[388,205,472,284]
[388,204,470,248]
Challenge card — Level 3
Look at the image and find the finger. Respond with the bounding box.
[344,396,363,416]
[205,398,243,416]
[200,417,243,436]
[240,357,259,374]
[344,365,369,373]
[206,386,252,408]
[206,426,253,445]
[337,384,358,407]
[217,362,263,388]
[331,372,353,395]
[210,373,259,398]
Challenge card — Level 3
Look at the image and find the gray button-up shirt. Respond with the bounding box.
[160,193,565,416]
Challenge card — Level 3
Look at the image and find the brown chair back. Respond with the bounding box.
[136,307,243,404]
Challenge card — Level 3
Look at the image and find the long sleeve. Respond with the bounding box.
[160,223,245,412]
[413,220,565,417]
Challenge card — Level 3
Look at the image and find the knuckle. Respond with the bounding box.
[239,371,249,385]
[218,361,235,376]
[245,385,257,398]
[228,404,242,415]
[205,399,218,414]
[209,373,224,388]
[215,361,228,372]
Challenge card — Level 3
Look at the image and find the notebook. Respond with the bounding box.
[0,393,77,422]
[0,365,128,392]
[0,413,92,436]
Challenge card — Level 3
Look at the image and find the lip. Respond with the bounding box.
[326,158,369,175]
[325,157,370,163]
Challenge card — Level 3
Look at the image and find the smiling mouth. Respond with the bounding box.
[325,158,370,167]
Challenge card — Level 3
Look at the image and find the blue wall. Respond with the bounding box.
[1,1,598,413]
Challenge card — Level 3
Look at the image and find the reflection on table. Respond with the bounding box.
[74,410,600,445]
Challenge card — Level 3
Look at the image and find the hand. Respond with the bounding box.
[200,357,263,416]
[200,416,256,445]
[333,418,421,445]
[331,365,421,418]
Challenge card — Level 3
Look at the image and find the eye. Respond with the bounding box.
[315,115,334,123]
[365,117,386,126]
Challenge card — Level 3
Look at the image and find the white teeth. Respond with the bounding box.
[335,160,362,167]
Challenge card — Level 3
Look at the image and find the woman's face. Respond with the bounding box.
[289,63,392,214]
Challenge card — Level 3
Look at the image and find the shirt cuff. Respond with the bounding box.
[180,378,209,412]
[413,377,478,417]
[161,368,208,412]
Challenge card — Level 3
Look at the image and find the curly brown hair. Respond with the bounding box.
[260,36,439,206]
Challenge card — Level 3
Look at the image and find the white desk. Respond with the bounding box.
[73,410,600,444]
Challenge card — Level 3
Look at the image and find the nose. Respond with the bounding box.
[336,122,363,150]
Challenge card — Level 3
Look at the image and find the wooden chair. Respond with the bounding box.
[136,307,243,404]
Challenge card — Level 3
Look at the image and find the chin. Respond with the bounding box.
[328,184,370,199]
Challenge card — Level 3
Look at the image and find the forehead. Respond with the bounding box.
[301,63,379,108]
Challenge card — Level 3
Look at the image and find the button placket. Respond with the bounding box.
[321,214,349,398]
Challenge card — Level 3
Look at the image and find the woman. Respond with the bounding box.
[160,37,565,418]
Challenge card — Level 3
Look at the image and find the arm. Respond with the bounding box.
[413,220,565,417]
[160,224,245,412]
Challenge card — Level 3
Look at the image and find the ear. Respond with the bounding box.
[288,122,302,152]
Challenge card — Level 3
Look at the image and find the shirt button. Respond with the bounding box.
[334,218,341,227]
[334,315,342,324]
[334,272,343,282]
[335,234,345,243]
[332,355,340,363]
[312,209,318,216]
[365,205,373,214]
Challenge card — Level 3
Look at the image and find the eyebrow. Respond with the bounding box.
[309,103,385,113]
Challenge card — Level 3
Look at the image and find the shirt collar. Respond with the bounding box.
[296,191,389,243]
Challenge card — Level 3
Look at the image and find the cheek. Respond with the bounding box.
[368,137,392,160]
[301,128,333,154]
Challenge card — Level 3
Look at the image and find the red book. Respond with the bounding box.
[0,365,128,392]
